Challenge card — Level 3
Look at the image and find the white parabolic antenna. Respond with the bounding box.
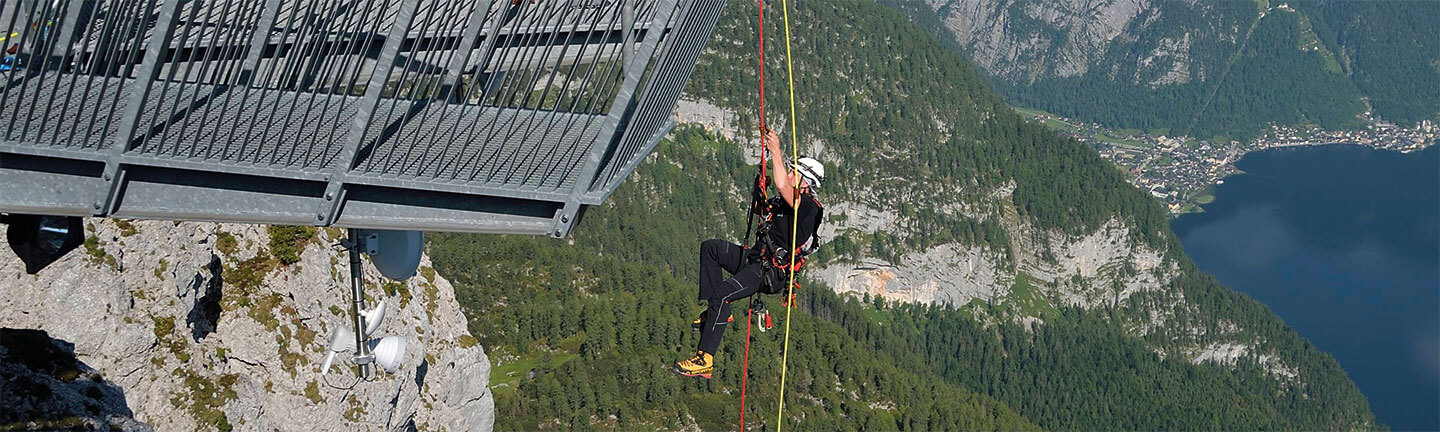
[358,230,424,281]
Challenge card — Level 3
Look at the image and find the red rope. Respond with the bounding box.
[740,2,766,430]
[738,301,755,430]
[757,0,766,132]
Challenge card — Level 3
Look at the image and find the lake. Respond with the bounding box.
[1171,145,1439,430]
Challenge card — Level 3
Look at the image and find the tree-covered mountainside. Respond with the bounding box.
[428,0,1379,429]
[687,0,1173,258]
[431,129,1034,431]
[908,0,1438,140]
[434,128,1373,430]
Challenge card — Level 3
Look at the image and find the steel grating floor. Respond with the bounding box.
[0,73,601,194]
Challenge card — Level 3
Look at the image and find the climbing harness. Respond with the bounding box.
[737,0,806,429]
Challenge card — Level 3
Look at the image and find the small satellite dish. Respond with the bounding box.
[369,336,406,374]
[356,230,423,281]
[359,300,386,337]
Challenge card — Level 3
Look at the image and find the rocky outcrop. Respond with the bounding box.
[0,220,493,431]
[930,0,1150,81]
[0,328,151,431]
[1012,219,1173,308]
[925,0,1239,87]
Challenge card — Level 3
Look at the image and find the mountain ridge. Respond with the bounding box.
[907,0,1438,140]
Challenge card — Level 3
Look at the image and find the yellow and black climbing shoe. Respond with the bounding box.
[691,311,733,329]
[674,350,714,378]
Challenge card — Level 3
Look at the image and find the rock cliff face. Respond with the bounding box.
[0,220,493,431]
[930,0,1156,82]
[814,194,1172,313]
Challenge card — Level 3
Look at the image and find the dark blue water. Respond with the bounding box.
[1171,145,1439,430]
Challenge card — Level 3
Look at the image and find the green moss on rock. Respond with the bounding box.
[266,225,317,266]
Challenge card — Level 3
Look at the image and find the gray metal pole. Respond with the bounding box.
[623,0,635,67]
[347,228,373,379]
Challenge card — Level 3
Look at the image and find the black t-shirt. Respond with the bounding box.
[764,193,822,254]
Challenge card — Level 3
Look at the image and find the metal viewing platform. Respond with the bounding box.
[0,0,727,237]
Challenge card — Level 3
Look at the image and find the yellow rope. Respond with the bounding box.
[776,0,800,429]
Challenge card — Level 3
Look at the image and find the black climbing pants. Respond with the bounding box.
[697,239,766,355]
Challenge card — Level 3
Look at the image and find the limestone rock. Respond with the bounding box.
[0,220,493,431]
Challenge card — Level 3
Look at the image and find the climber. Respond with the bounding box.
[675,130,825,379]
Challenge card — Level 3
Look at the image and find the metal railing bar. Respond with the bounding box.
[562,0,676,198]
[450,0,543,181]
[156,0,215,158]
[247,0,309,164]
[502,1,601,185]
[382,0,468,174]
[188,0,249,159]
[60,1,112,148]
[313,0,389,165]
[317,0,420,224]
[3,0,48,141]
[213,0,280,161]
[428,1,512,179]
[472,0,571,182]
[265,0,327,166]
[457,0,622,183]
[101,0,184,214]
[410,0,493,175]
[89,0,149,151]
[443,0,539,179]
[307,0,368,95]
[364,0,448,173]
[273,0,344,167]
[38,0,89,147]
[389,0,476,177]
[406,0,535,178]
[290,0,372,168]
[535,2,635,185]
[603,0,717,188]
[422,0,565,179]
[15,0,63,144]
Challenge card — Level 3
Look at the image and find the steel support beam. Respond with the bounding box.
[317,0,422,226]
[554,0,679,237]
[99,0,185,215]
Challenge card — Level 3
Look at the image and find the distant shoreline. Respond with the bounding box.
[1189,143,1434,215]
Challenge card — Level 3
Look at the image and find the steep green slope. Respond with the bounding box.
[432,128,1034,431]
[1289,0,1440,125]
[688,0,1173,255]
[430,0,1379,429]
[910,0,1437,139]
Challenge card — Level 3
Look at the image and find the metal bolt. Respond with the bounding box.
[554,229,562,237]
[317,213,325,220]
[561,215,569,223]
[93,202,102,210]
[325,193,333,200]
[103,173,111,181]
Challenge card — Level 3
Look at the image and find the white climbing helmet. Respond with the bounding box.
[792,157,825,188]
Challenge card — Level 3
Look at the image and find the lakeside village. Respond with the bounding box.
[1020,110,1436,214]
